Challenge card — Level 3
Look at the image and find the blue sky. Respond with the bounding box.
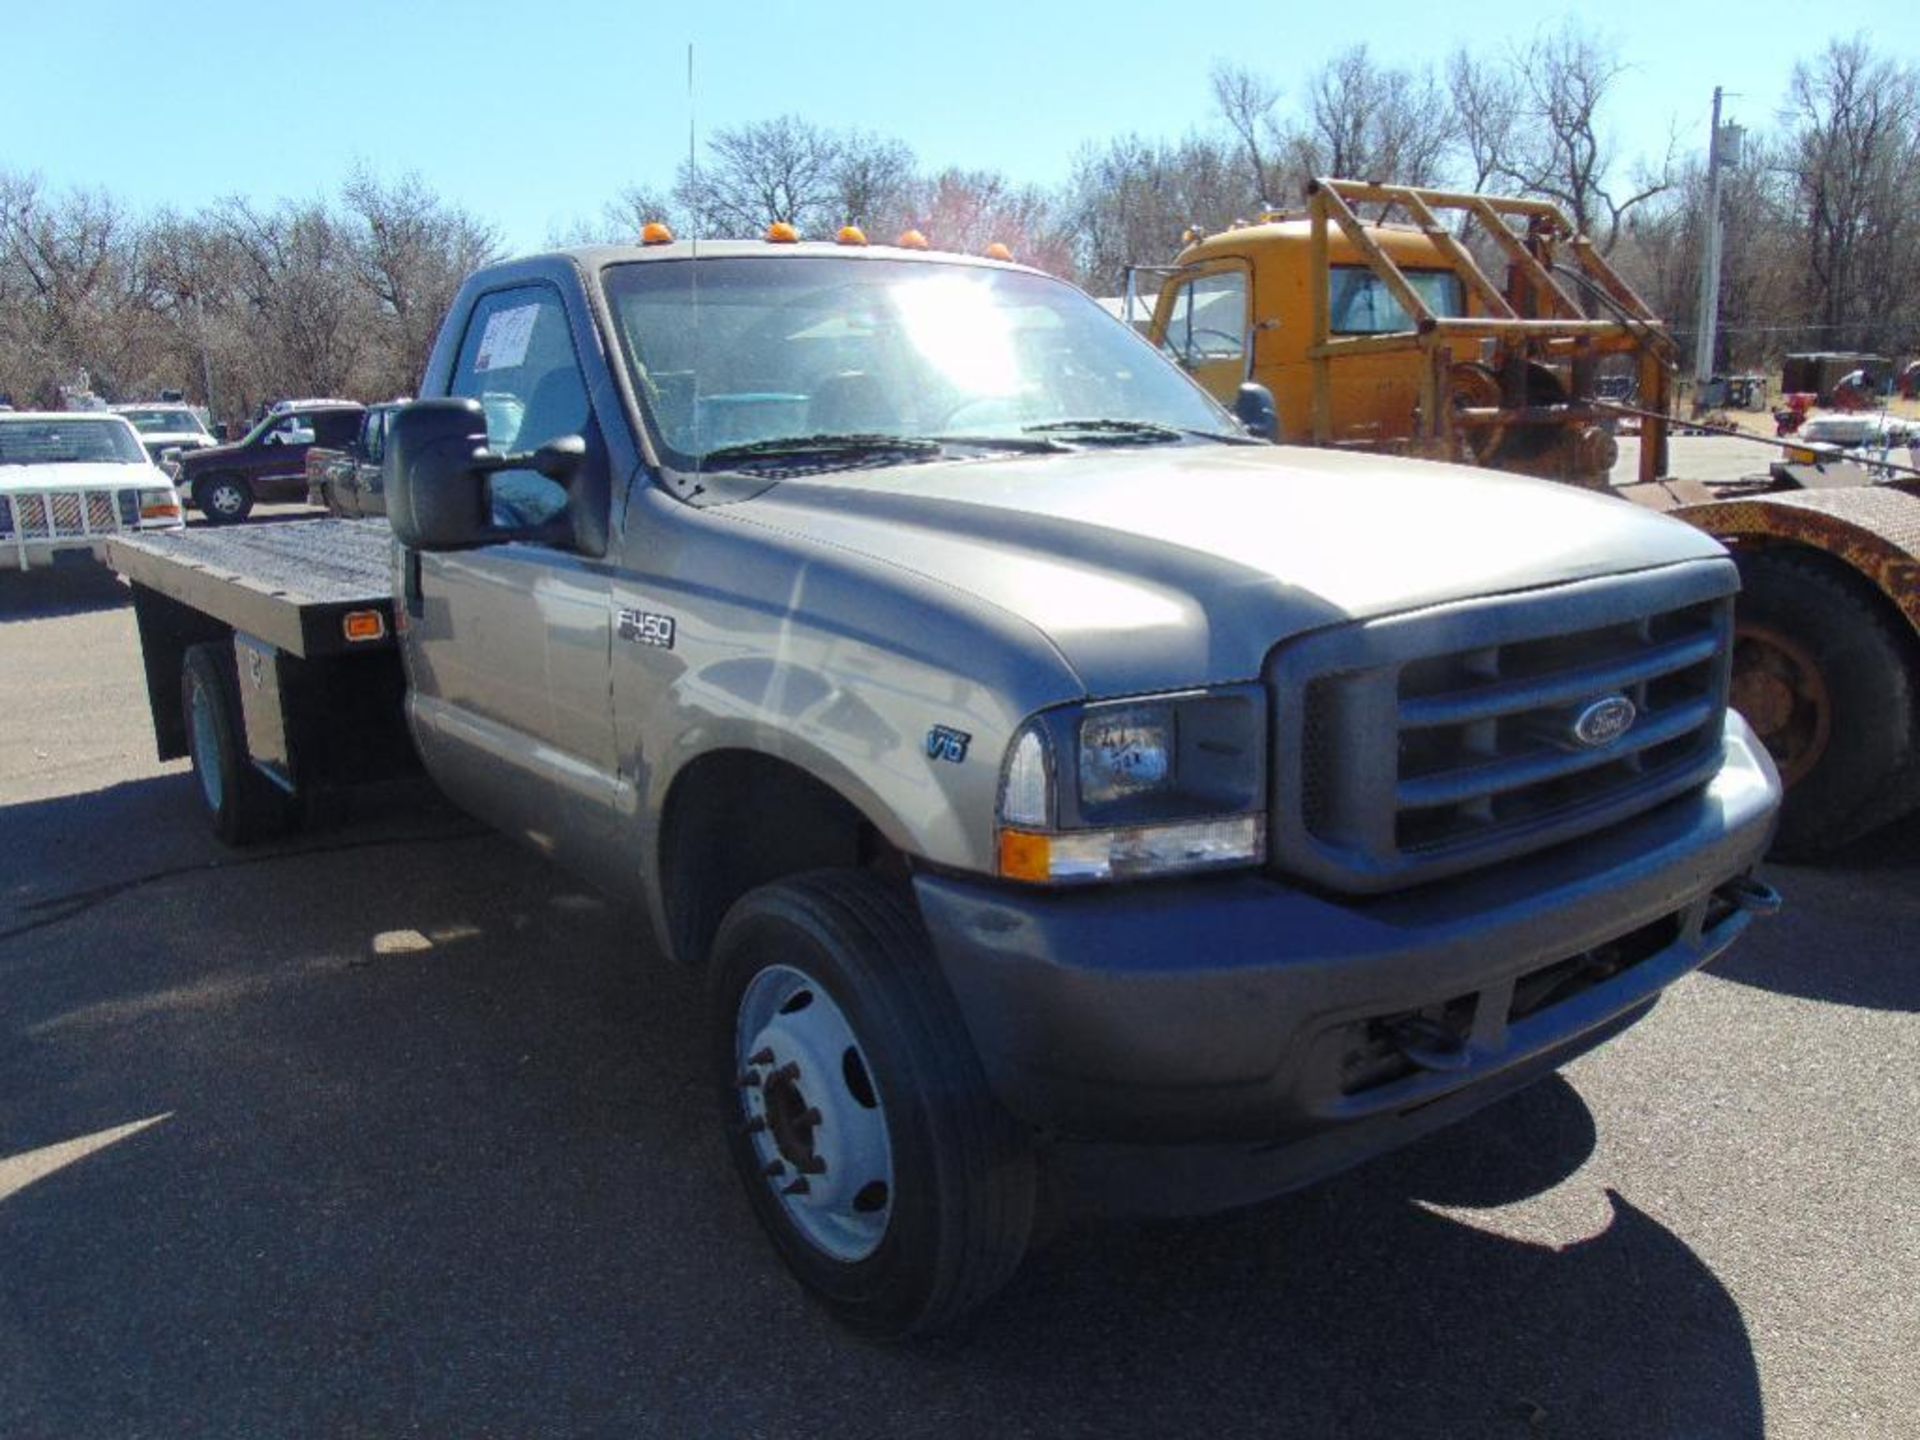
[3,0,1901,251]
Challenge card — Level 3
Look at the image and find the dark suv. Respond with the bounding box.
[176,400,364,523]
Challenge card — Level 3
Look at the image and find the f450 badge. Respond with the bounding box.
[618,609,676,649]
[926,725,971,764]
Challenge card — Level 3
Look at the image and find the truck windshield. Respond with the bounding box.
[0,417,147,466]
[1329,266,1467,335]
[603,256,1239,469]
[118,407,208,435]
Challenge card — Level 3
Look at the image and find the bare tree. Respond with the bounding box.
[1286,46,1456,191]
[675,115,843,237]
[1210,63,1284,205]
[1064,132,1246,293]
[1445,49,1519,195]
[1784,35,1920,352]
[1495,23,1670,253]
[831,131,917,233]
[341,165,499,393]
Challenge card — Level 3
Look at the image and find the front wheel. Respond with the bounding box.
[193,473,254,524]
[710,872,1035,1337]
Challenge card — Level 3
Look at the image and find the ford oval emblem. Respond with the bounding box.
[1572,694,1637,748]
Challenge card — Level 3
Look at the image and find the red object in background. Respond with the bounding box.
[1900,362,1920,401]
[1774,392,1815,435]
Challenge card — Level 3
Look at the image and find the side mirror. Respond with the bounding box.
[386,398,492,549]
[1234,382,1279,442]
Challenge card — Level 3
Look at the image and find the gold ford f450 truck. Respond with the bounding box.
[112,235,1782,1337]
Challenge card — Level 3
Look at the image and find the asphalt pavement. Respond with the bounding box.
[1,539,1915,1439]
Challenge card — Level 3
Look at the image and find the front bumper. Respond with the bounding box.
[916,714,1779,1154]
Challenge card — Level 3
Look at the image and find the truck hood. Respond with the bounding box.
[175,440,244,469]
[0,461,169,493]
[728,443,1728,696]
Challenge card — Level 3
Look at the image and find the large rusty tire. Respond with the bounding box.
[710,871,1035,1338]
[1732,549,1918,858]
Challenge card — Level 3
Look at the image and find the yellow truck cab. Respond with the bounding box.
[1151,217,1475,447]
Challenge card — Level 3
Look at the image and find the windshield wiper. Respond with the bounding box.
[923,433,1074,454]
[1020,418,1187,444]
[697,433,943,469]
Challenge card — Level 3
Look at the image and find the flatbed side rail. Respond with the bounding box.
[107,519,397,660]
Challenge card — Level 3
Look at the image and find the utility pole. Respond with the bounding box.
[1693,86,1727,391]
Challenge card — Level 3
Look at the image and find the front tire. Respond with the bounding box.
[710,872,1035,1338]
[193,473,254,524]
[181,642,292,846]
[1732,549,1919,857]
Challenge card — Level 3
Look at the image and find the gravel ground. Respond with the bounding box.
[1,557,1914,1440]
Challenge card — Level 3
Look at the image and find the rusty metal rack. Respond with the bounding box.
[1304,178,1676,487]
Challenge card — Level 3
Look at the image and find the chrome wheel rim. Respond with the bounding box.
[735,962,893,1262]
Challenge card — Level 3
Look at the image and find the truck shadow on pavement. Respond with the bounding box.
[0,565,131,620]
[0,777,1762,1440]
[1704,817,1920,1012]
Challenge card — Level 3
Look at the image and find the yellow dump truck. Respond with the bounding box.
[1144,178,1920,857]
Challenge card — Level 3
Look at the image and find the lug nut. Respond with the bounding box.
[799,1155,827,1175]
[763,1158,786,1177]
[740,1116,766,1136]
[736,1071,762,1089]
[748,1048,774,1066]
[781,1178,811,1197]
[770,1061,801,1084]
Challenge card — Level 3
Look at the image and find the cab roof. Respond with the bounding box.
[555,240,1039,276]
[1174,218,1456,272]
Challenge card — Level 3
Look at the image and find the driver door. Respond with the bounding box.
[401,283,621,870]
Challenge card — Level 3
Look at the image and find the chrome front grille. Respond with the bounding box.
[1269,561,1737,893]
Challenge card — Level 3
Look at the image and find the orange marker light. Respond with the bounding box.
[766,221,800,243]
[837,225,869,246]
[641,221,674,245]
[997,829,1052,884]
[896,228,930,250]
[983,241,1014,262]
[343,609,388,643]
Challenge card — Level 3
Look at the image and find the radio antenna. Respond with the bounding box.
[688,41,703,482]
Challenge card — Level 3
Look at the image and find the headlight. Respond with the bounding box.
[995,687,1266,884]
[138,488,183,524]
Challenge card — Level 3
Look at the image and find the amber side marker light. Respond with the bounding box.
[641,221,674,245]
[766,222,800,243]
[140,501,182,520]
[997,829,1053,884]
[343,610,388,642]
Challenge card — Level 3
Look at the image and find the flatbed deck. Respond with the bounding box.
[109,518,395,658]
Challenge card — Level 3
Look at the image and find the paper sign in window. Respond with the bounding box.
[475,304,540,373]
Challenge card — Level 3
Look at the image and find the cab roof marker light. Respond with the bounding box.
[837,225,869,246]
[641,222,675,245]
[896,229,930,250]
[984,242,1014,262]
[766,222,800,244]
